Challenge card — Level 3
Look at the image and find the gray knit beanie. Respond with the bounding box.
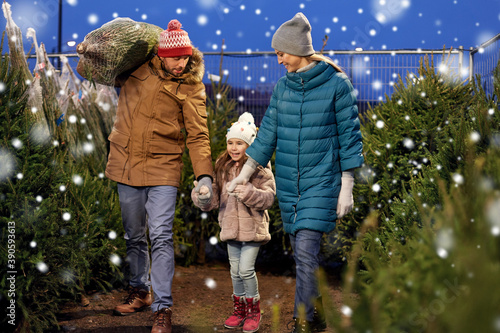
[272,12,315,56]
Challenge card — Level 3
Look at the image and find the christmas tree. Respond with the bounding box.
[329,58,500,333]
[335,52,477,260]
[0,8,124,332]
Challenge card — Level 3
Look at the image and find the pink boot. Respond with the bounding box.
[224,294,246,328]
[243,297,261,333]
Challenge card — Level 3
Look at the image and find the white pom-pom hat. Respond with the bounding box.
[226,112,257,146]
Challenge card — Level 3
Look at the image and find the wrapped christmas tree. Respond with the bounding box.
[76,17,163,86]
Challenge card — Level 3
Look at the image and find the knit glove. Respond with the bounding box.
[226,157,259,193]
[336,171,355,219]
[194,176,213,206]
[230,183,253,201]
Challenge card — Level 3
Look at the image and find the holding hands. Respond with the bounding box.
[193,176,213,206]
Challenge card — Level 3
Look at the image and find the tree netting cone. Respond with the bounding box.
[76,17,163,86]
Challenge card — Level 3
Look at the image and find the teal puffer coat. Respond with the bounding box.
[246,61,364,235]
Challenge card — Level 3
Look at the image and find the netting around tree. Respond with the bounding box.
[76,17,163,86]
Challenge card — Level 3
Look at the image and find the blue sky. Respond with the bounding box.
[2,0,499,54]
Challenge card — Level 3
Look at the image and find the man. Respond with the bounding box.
[105,19,213,333]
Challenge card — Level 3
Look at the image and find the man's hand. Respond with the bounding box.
[194,176,213,206]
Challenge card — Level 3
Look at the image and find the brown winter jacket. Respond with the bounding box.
[192,163,276,244]
[105,48,213,187]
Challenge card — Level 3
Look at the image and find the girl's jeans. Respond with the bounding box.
[117,183,177,312]
[227,240,261,298]
[289,229,323,322]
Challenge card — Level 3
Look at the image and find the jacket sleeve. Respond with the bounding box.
[183,83,214,179]
[245,84,280,167]
[334,74,364,171]
[237,166,276,211]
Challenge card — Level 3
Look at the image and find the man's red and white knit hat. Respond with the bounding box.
[158,19,192,57]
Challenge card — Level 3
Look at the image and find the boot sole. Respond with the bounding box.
[224,323,245,329]
[113,305,150,316]
[312,321,327,332]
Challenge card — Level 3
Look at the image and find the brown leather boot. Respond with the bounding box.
[113,287,152,316]
[151,307,172,333]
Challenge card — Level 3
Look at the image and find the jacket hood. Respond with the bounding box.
[183,47,205,84]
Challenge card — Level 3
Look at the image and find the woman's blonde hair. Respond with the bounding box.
[309,54,344,73]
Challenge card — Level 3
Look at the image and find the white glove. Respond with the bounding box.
[194,176,213,206]
[226,157,259,193]
[336,171,355,219]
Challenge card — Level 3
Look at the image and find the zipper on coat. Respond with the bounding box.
[294,77,305,224]
[176,80,184,94]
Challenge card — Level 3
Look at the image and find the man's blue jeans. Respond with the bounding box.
[289,229,323,322]
[117,183,177,312]
[227,241,261,298]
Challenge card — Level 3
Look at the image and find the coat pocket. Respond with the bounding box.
[148,139,183,154]
[107,129,131,178]
[108,129,130,149]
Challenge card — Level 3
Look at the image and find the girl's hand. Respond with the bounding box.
[194,181,209,195]
[194,177,213,206]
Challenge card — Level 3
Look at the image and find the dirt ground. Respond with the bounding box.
[55,261,344,333]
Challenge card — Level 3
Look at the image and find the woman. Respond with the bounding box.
[227,12,364,333]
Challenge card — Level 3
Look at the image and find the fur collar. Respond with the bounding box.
[150,47,205,84]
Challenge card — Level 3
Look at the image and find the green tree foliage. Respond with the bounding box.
[0,33,123,333]
[335,52,477,259]
[332,60,500,333]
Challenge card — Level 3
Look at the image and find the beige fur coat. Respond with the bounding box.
[192,163,276,244]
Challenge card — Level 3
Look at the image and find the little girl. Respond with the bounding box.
[192,112,276,333]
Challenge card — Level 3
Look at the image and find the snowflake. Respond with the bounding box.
[37,262,49,273]
[110,254,122,266]
[452,173,464,185]
[469,131,480,143]
[341,305,353,317]
[205,278,217,289]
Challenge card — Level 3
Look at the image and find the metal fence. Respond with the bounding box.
[470,33,500,97]
[202,36,498,125]
[27,33,499,126]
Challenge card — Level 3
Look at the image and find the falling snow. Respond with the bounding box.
[341,304,353,317]
[205,277,217,289]
[403,138,415,149]
[110,254,122,265]
[37,261,49,273]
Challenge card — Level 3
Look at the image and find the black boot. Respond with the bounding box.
[311,296,327,332]
[289,318,311,333]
